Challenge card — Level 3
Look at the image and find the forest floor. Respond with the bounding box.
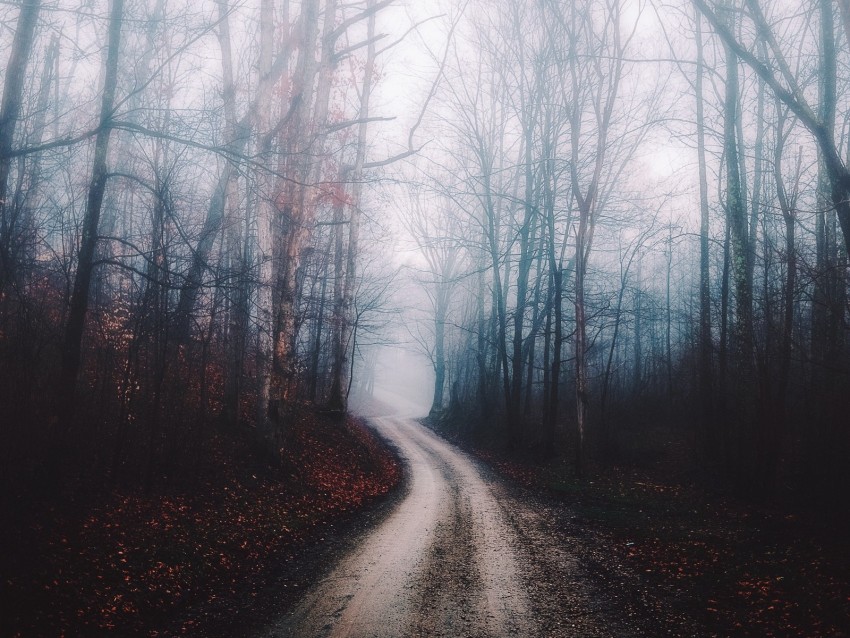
[444,426,850,638]
[0,409,402,637]
[251,395,849,638]
[6,402,850,637]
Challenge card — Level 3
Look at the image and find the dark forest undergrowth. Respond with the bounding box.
[426,413,850,637]
[1,410,401,637]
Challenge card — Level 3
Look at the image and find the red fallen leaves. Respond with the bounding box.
[476,451,541,488]
[615,511,850,637]
[2,411,401,636]
[472,448,850,638]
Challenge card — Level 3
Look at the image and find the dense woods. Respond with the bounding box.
[1,1,415,632]
[2,0,850,632]
[0,0,410,495]
[1,0,849,514]
[404,0,850,502]
[3,0,850,636]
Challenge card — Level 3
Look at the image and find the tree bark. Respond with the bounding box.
[695,9,715,450]
[327,0,375,412]
[694,0,850,258]
[0,0,42,296]
[273,74,311,417]
[722,38,754,364]
[56,0,125,432]
[773,105,798,413]
[574,214,589,478]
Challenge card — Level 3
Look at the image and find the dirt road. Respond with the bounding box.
[255,400,697,638]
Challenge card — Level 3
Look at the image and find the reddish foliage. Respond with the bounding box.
[1,411,401,636]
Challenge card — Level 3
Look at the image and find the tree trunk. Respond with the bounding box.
[695,9,714,451]
[574,212,589,478]
[327,0,374,412]
[722,42,754,364]
[633,261,643,394]
[665,226,674,406]
[508,122,537,445]
[0,0,42,296]
[308,246,329,403]
[273,0,334,413]
[431,304,447,416]
[774,107,798,412]
[56,0,125,432]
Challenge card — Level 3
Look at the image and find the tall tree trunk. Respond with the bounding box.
[721,21,758,487]
[748,67,765,293]
[565,0,623,476]
[665,226,674,406]
[778,207,796,408]
[525,228,546,416]
[600,254,630,454]
[272,0,333,413]
[0,0,42,297]
[695,8,715,451]
[539,112,557,441]
[56,0,125,432]
[430,294,447,416]
[722,41,754,364]
[508,122,537,445]
[811,0,846,486]
[481,162,512,433]
[547,266,563,447]
[328,181,347,409]
[633,261,643,394]
[327,0,374,411]
[254,0,281,431]
[217,0,247,425]
[574,212,589,478]
[812,0,837,375]
[774,107,798,413]
[308,245,330,403]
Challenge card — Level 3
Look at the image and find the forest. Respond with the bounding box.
[398,0,850,503]
[1,0,407,490]
[1,0,850,635]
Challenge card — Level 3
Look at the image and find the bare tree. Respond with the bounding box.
[401,187,465,416]
[693,0,850,256]
[57,0,126,431]
[0,0,43,297]
[328,0,379,411]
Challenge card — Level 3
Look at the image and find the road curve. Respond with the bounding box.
[257,413,532,638]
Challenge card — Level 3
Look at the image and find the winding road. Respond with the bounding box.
[254,393,696,638]
[260,409,531,637]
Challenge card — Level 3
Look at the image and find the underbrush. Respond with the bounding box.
[1,410,401,636]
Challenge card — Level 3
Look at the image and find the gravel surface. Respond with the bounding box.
[254,400,703,638]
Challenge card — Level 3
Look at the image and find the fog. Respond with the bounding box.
[2,0,850,508]
[5,3,850,636]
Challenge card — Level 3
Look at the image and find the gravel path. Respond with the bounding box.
[254,397,700,638]
[257,415,532,637]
